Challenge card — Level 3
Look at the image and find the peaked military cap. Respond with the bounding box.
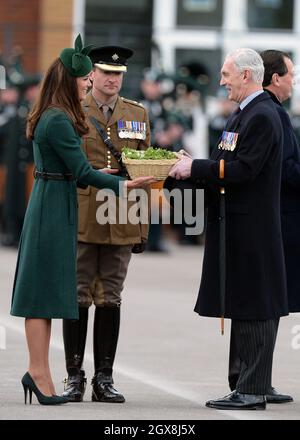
[60,34,93,77]
[89,46,134,72]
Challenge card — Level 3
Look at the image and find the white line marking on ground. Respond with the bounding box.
[1,315,271,420]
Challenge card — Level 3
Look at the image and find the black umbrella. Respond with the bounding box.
[219,160,226,335]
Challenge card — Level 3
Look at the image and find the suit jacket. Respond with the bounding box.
[78,93,150,245]
[191,92,289,320]
[267,91,300,312]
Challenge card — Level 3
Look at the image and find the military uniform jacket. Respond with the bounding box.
[267,91,300,313]
[78,93,150,245]
[10,108,123,319]
[192,93,289,320]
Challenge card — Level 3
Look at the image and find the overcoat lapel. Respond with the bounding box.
[211,92,271,161]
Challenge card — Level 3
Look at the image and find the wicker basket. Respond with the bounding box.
[123,157,179,181]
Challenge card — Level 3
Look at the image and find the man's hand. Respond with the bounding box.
[169,156,193,180]
[131,240,147,254]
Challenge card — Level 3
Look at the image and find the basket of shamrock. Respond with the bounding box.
[122,147,179,181]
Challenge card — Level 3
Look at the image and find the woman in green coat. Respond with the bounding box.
[10,35,154,405]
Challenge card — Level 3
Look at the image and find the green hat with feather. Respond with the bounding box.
[59,34,93,77]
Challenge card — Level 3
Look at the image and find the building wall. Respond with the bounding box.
[0,0,74,75]
[0,0,40,73]
[39,0,74,73]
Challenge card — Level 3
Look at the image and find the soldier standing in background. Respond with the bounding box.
[139,69,169,252]
[1,76,40,247]
[62,46,151,403]
[0,82,20,244]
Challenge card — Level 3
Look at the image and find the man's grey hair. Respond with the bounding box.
[226,48,265,84]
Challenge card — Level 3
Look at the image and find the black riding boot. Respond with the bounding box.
[91,306,125,403]
[62,307,88,402]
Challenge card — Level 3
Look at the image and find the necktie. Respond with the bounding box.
[101,105,110,122]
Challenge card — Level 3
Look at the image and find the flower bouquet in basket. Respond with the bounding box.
[122,147,179,181]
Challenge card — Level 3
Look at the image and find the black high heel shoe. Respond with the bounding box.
[21,372,69,405]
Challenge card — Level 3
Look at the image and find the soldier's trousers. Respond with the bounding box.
[77,242,132,307]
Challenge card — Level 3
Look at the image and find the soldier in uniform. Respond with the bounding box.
[0,82,20,241]
[62,46,150,403]
[2,76,40,247]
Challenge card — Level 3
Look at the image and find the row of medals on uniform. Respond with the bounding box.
[219,130,239,152]
[118,120,147,140]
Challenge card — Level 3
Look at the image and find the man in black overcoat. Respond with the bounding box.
[167,48,289,410]
[228,51,298,405]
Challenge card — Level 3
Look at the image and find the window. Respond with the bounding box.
[247,0,294,30]
[183,0,217,12]
[85,0,153,98]
[177,0,223,27]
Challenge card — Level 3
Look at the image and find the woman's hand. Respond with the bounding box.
[125,176,157,189]
[100,168,120,174]
[100,168,157,188]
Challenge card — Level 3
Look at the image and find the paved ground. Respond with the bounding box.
[0,243,299,421]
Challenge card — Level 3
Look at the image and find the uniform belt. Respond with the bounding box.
[34,170,75,181]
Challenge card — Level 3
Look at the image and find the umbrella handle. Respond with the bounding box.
[219,159,225,336]
[219,159,225,194]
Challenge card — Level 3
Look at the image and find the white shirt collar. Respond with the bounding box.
[240,90,264,110]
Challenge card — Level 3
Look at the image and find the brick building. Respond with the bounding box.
[0,0,73,74]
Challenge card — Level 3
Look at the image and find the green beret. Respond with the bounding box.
[59,34,93,77]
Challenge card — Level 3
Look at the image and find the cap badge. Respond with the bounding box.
[112,53,119,62]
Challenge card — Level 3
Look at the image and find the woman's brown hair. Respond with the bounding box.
[26,58,89,139]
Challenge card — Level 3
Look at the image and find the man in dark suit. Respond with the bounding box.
[261,50,300,315]
[168,48,289,410]
[262,50,300,401]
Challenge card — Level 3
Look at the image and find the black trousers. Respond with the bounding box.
[228,319,279,395]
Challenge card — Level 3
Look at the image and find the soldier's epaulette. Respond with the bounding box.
[121,97,144,108]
